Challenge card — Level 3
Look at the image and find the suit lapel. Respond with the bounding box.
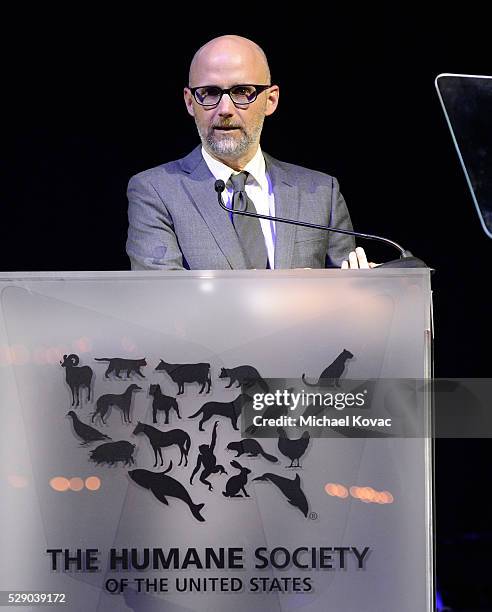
[180,147,248,269]
[265,154,299,269]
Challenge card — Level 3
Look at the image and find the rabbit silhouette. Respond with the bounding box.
[222,460,252,498]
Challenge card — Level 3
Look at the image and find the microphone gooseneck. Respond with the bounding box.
[214,179,421,264]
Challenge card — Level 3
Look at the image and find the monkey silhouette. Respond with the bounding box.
[190,421,227,491]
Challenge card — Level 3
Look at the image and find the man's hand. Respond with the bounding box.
[341,247,378,269]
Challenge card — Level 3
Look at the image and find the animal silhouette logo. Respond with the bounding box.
[95,357,147,379]
[277,428,310,468]
[91,384,142,425]
[219,365,269,391]
[188,394,253,431]
[253,473,309,517]
[60,354,93,407]
[89,440,136,466]
[155,360,211,395]
[302,349,354,387]
[133,422,191,467]
[149,384,180,424]
[190,422,227,491]
[129,462,205,522]
[66,411,111,445]
[227,439,278,463]
[222,461,252,498]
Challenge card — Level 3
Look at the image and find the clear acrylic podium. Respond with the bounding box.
[0,269,433,611]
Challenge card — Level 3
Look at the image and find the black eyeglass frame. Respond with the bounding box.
[187,84,273,107]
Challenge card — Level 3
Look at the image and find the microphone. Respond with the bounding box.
[214,179,427,268]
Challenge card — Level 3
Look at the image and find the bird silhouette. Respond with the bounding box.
[66,411,112,445]
[277,428,310,468]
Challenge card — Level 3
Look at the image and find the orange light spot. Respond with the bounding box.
[350,486,361,499]
[337,485,349,498]
[73,337,92,353]
[373,491,384,504]
[381,491,394,504]
[359,487,373,503]
[85,476,101,491]
[69,477,84,492]
[8,474,29,488]
[324,483,338,496]
[50,477,70,492]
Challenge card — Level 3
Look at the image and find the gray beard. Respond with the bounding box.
[198,120,264,160]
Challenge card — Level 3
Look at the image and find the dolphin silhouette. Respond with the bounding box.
[253,472,309,517]
[128,461,205,522]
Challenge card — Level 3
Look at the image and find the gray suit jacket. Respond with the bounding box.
[126,146,355,270]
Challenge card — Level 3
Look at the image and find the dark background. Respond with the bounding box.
[2,8,491,610]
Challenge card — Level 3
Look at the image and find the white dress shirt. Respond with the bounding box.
[201,146,276,268]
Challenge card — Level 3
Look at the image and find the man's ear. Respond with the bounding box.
[264,85,279,117]
[184,87,195,117]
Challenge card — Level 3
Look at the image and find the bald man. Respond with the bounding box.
[126,35,364,270]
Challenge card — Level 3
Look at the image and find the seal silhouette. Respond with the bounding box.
[253,473,309,517]
[128,462,205,522]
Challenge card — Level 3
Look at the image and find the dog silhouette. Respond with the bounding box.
[95,357,147,379]
[222,461,251,498]
[302,349,354,387]
[188,394,253,431]
[91,384,141,425]
[149,384,180,424]
[133,422,191,467]
[253,473,309,517]
[219,365,269,391]
[155,360,211,395]
[129,462,205,522]
[190,422,227,491]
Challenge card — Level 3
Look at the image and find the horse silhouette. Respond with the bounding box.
[133,422,190,467]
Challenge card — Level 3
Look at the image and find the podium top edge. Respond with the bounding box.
[0,269,432,281]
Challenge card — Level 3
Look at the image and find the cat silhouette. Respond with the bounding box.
[302,349,354,387]
[95,357,146,379]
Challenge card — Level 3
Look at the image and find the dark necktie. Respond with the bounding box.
[229,171,268,269]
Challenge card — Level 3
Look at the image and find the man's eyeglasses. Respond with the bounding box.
[188,84,272,107]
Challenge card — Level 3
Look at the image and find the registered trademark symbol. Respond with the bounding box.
[309,512,318,520]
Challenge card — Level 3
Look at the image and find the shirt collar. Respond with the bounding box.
[201,146,268,191]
